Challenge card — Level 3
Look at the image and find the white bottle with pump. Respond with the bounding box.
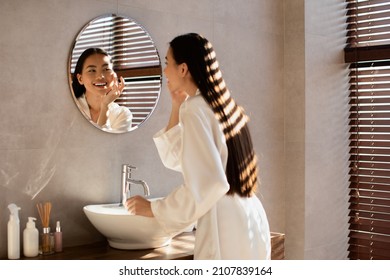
[7,203,21,260]
[23,217,39,257]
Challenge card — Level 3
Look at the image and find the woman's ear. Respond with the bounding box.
[77,73,84,85]
[179,63,189,77]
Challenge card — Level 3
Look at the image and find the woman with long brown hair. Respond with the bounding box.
[126,33,271,259]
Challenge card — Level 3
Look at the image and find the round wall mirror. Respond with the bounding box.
[68,14,162,133]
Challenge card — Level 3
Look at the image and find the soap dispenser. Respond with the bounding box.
[23,217,39,257]
[7,203,21,260]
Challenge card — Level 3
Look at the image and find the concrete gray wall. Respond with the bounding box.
[0,0,348,259]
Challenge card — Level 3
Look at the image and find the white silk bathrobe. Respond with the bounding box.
[151,93,271,260]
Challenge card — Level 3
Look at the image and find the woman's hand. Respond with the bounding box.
[125,195,154,217]
[102,74,125,106]
[170,89,189,110]
[166,90,189,130]
[96,74,124,127]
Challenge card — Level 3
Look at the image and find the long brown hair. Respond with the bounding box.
[170,33,259,197]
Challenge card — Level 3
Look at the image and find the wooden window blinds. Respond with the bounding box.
[345,0,390,260]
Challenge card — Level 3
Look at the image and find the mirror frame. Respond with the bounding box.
[68,14,162,133]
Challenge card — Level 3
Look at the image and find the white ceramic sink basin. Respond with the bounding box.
[83,201,172,250]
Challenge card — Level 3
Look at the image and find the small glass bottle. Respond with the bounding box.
[54,221,63,252]
[40,227,54,255]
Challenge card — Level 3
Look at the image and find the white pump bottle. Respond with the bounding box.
[7,203,21,259]
[23,217,39,257]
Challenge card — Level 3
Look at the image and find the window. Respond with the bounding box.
[345,0,390,259]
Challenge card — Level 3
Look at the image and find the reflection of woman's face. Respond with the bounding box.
[77,54,116,97]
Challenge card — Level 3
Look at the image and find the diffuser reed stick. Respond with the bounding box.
[36,202,54,254]
[36,202,52,228]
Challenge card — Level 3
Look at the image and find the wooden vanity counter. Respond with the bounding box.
[24,232,195,260]
[17,231,284,260]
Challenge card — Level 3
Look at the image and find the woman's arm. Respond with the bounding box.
[150,101,229,234]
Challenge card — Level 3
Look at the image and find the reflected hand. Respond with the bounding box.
[102,74,125,107]
[125,195,154,217]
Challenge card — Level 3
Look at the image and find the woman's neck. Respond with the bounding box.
[84,92,102,122]
[85,91,102,111]
[183,82,199,97]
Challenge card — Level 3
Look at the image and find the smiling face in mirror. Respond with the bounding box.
[73,48,132,132]
[69,14,162,133]
[77,52,116,98]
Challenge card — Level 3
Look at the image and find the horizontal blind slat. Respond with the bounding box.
[349,104,390,112]
[349,196,390,206]
[350,181,390,192]
[350,162,390,170]
[349,197,390,211]
[349,120,390,127]
[349,223,390,235]
[349,134,390,141]
[350,209,390,220]
[348,246,390,259]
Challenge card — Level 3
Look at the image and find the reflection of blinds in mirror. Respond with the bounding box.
[70,15,160,72]
[117,76,161,127]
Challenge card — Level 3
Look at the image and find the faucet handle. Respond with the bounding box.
[122,164,137,172]
[123,164,137,180]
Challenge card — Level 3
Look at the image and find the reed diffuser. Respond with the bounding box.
[36,202,54,255]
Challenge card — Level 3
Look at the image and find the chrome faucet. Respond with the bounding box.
[120,164,150,206]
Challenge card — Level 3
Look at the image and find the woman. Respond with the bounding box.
[126,33,271,259]
[72,48,133,132]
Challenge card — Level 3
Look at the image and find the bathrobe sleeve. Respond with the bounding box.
[153,125,183,172]
[151,100,230,235]
[103,103,133,132]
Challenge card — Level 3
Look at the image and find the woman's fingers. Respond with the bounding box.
[171,90,189,106]
[118,76,125,91]
[125,195,153,217]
